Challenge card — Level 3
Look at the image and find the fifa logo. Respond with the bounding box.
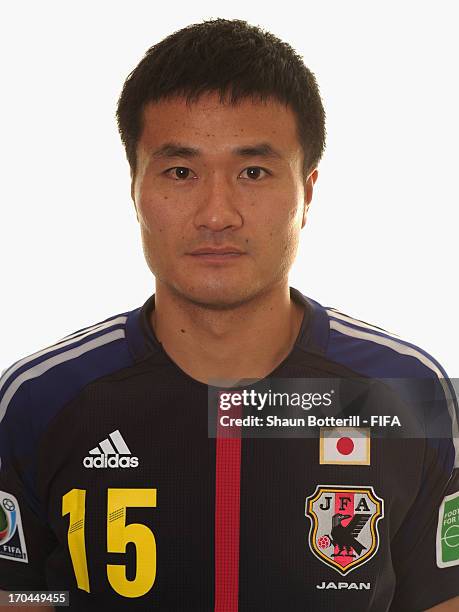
[0,492,28,562]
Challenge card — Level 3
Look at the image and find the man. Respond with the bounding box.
[0,18,458,611]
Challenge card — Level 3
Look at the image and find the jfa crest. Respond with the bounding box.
[305,485,384,575]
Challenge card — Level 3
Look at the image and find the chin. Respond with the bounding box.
[172,281,262,311]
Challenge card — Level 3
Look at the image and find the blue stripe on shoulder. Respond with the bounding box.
[326,318,448,379]
[0,314,136,456]
[0,318,137,516]
[326,315,459,468]
[0,318,128,396]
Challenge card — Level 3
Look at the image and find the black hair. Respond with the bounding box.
[116,18,326,179]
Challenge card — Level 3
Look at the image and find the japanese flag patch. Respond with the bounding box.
[320,427,371,465]
[0,490,28,563]
[437,490,459,568]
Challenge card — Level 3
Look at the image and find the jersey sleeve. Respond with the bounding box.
[0,370,57,589]
[389,374,459,611]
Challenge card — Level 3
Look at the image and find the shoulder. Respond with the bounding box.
[0,307,137,437]
[321,303,459,466]
[323,304,450,380]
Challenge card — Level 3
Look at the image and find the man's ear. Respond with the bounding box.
[130,174,139,223]
[302,203,310,229]
[302,168,319,229]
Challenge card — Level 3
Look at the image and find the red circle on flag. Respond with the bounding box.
[336,437,354,455]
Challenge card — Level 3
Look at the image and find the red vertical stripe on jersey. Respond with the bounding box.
[334,491,355,570]
[214,395,241,612]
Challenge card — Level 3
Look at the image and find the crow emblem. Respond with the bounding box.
[305,486,384,575]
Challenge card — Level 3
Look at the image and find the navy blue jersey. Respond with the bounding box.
[0,287,458,611]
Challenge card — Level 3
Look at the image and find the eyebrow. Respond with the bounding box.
[150,141,284,160]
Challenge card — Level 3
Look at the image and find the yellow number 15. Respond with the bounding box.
[62,488,157,598]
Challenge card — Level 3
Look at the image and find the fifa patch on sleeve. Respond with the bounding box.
[436,491,459,568]
[0,490,28,563]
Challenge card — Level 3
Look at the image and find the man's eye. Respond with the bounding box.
[163,166,269,180]
[164,167,196,180]
[239,167,270,180]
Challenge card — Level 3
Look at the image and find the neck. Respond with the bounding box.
[150,281,305,386]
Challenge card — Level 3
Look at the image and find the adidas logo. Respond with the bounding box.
[83,430,139,469]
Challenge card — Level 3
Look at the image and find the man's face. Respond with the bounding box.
[132,92,318,309]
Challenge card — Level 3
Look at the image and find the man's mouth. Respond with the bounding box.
[189,246,245,255]
[187,247,246,263]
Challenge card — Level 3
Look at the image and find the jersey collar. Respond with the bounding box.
[126,286,330,363]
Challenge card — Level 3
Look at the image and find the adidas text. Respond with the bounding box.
[83,455,139,469]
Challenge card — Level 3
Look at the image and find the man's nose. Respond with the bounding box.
[193,174,243,232]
